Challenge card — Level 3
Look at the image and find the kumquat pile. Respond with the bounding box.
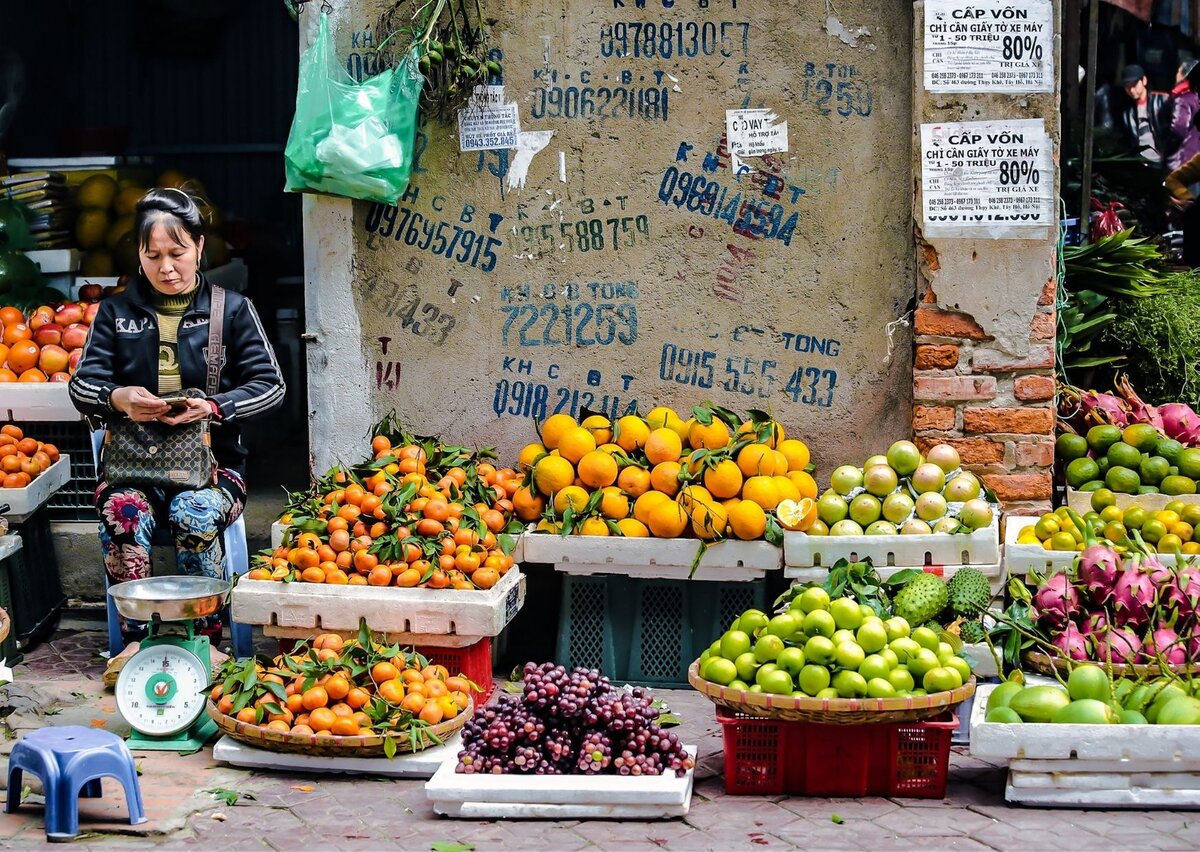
[249,413,523,591]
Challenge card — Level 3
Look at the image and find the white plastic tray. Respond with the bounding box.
[0,455,70,522]
[212,733,461,777]
[783,560,1006,596]
[782,518,1000,569]
[0,385,81,422]
[518,530,780,581]
[1005,515,1192,574]
[424,746,696,819]
[232,566,525,642]
[270,520,289,549]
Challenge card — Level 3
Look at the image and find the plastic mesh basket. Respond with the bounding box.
[416,637,495,704]
[626,580,689,687]
[717,708,957,797]
[21,420,96,522]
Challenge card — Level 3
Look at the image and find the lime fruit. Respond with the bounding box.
[1122,423,1161,453]
[1161,475,1197,496]
[1156,438,1184,465]
[1178,448,1200,479]
[1090,488,1117,512]
[1086,424,1123,454]
[1056,433,1089,462]
[1106,442,1142,470]
[1065,457,1100,489]
[1105,466,1140,495]
[1140,456,1171,485]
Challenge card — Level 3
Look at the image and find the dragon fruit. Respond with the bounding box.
[1188,633,1200,663]
[1080,610,1110,635]
[1094,626,1143,664]
[1114,374,1163,431]
[1050,623,1091,661]
[1077,544,1121,605]
[1147,559,1188,613]
[1111,566,1157,628]
[1176,566,1200,622]
[1033,573,1082,629]
[1143,624,1187,666]
[1159,402,1200,447]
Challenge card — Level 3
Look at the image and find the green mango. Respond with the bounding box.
[1008,685,1072,723]
[1122,683,1152,712]
[986,681,1025,713]
[1117,709,1148,724]
[1146,683,1189,723]
[985,706,1022,723]
[1156,696,1200,725]
[1067,665,1112,703]
[1051,698,1115,725]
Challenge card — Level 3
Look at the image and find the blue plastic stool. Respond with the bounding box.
[5,726,147,841]
[91,431,253,659]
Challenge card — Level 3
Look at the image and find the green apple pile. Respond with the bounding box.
[809,440,996,537]
[985,664,1200,725]
[696,587,973,699]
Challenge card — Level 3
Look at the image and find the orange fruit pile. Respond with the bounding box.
[520,405,817,542]
[0,299,104,383]
[0,424,60,488]
[209,632,476,739]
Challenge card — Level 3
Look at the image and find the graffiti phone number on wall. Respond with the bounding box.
[501,302,638,347]
[659,343,837,407]
[658,166,800,245]
[512,216,650,255]
[493,379,638,421]
[363,203,503,272]
[531,85,669,122]
[598,21,750,60]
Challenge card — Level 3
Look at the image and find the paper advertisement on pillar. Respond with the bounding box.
[920,119,1055,239]
[924,0,1054,93]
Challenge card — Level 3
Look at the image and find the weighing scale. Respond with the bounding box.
[108,576,230,753]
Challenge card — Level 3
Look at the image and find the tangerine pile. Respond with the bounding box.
[518,404,818,541]
[208,630,476,745]
[0,424,61,488]
[0,298,103,383]
[249,415,521,590]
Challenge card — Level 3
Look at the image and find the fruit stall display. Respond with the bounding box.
[207,627,478,757]
[783,440,1001,580]
[0,424,63,490]
[0,298,102,384]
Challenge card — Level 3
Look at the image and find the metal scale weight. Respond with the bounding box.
[107,577,230,752]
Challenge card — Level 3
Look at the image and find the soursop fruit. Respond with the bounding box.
[946,568,992,618]
[959,619,987,645]
[892,573,949,626]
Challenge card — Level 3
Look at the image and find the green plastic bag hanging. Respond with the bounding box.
[284,14,423,205]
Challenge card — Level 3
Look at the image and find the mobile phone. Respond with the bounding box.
[159,395,189,410]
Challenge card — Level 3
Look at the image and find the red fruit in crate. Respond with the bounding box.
[48,371,70,383]
[78,283,103,302]
[33,323,63,346]
[54,303,84,326]
[83,302,101,324]
[6,340,39,374]
[69,349,83,371]
[28,306,56,331]
[61,323,89,350]
[38,344,69,375]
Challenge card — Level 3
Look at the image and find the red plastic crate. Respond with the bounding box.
[716,708,957,798]
[416,637,495,704]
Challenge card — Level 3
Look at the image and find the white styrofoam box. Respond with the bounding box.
[233,566,525,639]
[270,520,290,549]
[1010,761,1200,789]
[0,533,22,562]
[518,530,780,581]
[212,732,461,777]
[961,643,1000,679]
[970,684,1200,761]
[0,455,70,522]
[0,384,81,422]
[1003,780,1200,808]
[782,518,1000,569]
[26,249,80,274]
[784,560,1006,596]
[425,746,696,819]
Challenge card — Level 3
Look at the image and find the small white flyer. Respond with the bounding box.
[925,0,1054,93]
[725,108,788,174]
[921,118,1055,239]
[457,85,520,152]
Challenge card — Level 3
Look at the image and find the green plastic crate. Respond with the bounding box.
[556,574,766,688]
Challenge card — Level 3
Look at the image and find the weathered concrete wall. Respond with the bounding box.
[306,0,915,472]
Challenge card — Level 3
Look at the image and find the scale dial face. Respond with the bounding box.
[115,643,208,736]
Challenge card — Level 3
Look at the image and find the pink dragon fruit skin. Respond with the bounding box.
[1159,403,1200,447]
[1148,560,1188,614]
[1143,625,1187,666]
[1080,610,1109,635]
[1077,390,1129,429]
[1115,374,1164,431]
[1050,623,1091,661]
[1111,568,1157,629]
[1078,544,1121,605]
[1176,567,1200,622]
[1034,573,1082,629]
[1188,633,1200,663]
[1095,626,1143,664]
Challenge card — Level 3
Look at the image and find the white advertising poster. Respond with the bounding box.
[925,0,1054,93]
[921,119,1055,239]
[457,85,520,152]
[725,108,788,174]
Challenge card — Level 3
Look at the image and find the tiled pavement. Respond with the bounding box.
[2,628,1199,850]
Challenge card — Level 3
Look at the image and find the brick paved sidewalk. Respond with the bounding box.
[1,627,1198,850]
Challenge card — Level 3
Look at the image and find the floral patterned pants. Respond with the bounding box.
[95,469,246,585]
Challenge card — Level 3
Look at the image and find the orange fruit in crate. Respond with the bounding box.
[0,307,23,327]
[2,324,31,346]
[6,340,39,374]
[17,369,46,383]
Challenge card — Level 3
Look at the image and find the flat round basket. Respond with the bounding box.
[688,661,975,724]
[206,697,472,757]
[1023,651,1200,680]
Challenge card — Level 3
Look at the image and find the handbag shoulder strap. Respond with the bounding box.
[206,285,226,397]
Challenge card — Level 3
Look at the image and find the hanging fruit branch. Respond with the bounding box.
[376,0,503,124]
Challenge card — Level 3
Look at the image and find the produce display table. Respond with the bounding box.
[212,733,461,777]
[0,456,71,523]
[970,684,1200,808]
[424,746,697,819]
[0,386,80,423]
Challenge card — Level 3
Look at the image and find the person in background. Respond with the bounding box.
[1167,59,1200,171]
[69,188,285,653]
[1117,64,1171,164]
[1164,152,1200,266]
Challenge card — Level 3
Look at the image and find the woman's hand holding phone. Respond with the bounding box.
[157,397,213,426]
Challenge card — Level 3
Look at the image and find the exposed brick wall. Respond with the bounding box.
[912,289,1056,512]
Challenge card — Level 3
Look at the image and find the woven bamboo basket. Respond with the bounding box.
[206,697,472,757]
[1024,650,1200,680]
[688,661,975,724]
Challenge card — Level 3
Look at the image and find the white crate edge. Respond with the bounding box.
[518,530,780,577]
[784,560,1006,596]
[425,746,695,818]
[0,384,81,422]
[783,519,1000,569]
[1004,778,1200,809]
[232,566,525,636]
[212,732,461,778]
[0,455,70,519]
[270,520,289,549]
[26,249,80,274]
[970,684,1200,761]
